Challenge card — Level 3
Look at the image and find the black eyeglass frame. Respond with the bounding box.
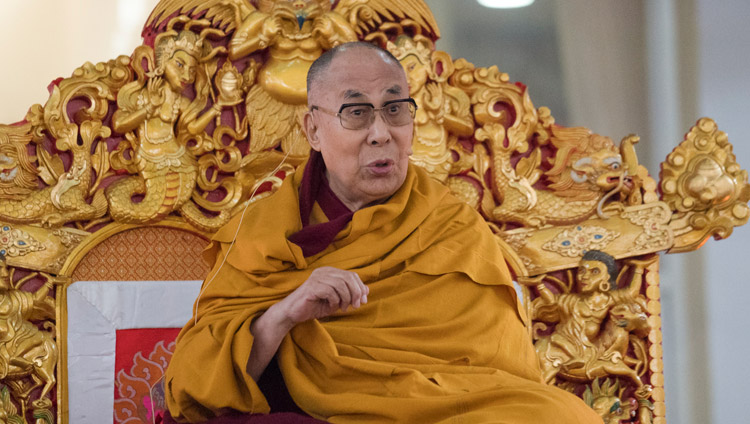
[309,98,418,129]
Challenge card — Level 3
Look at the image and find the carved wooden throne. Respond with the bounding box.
[0,1,748,423]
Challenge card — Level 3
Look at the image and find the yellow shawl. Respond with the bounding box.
[166,162,600,423]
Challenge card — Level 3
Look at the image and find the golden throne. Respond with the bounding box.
[0,1,748,423]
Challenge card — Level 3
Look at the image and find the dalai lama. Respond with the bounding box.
[165,42,603,424]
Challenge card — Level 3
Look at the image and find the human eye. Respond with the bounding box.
[386,102,403,115]
[343,105,371,118]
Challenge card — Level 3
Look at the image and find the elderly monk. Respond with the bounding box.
[165,42,603,424]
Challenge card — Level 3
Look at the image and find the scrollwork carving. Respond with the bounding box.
[661,118,750,252]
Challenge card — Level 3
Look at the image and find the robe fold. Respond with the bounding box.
[165,161,602,424]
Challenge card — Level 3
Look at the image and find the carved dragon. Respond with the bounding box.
[481,124,642,228]
[0,107,111,228]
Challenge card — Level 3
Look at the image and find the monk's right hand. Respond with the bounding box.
[247,267,368,380]
[271,266,369,327]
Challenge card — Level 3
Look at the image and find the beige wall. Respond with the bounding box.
[0,0,156,123]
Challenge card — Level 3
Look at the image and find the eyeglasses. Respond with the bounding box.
[310,98,417,130]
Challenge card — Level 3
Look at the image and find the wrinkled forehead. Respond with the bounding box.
[309,48,407,104]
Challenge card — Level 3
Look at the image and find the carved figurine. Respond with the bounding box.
[0,254,58,415]
[521,250,655,423]
[108,21,230,230]
[388,36,473,182]
[527,250,653,386]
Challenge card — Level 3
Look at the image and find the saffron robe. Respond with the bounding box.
[165,162,602,423]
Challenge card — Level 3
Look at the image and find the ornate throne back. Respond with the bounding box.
[0,1,748,423]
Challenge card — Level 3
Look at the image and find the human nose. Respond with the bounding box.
[367,110,392,146]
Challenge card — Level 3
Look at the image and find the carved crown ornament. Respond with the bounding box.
[0,1,747,423]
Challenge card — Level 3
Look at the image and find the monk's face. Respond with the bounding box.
[304,48,413,210]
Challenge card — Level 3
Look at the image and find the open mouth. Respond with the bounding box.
[367,159,394,175]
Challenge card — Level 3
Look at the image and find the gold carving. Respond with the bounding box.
[0,55,130,228]
[622,206,673,252]
[520,251,656,424]
[0,223,90,275]
[107,21,236,232]
[502,203,672,276]
[0,123,37,199]
[145,0,438,159]
[0,384,24,423]
[661,118,750,252]
[488,127,637,227]
[389,36,473,182]
[583,378,652,424]
[542,225,620,258]
[0,254,62,421]
[0,227,45,259]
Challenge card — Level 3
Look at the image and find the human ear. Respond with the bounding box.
[303,111,321,151]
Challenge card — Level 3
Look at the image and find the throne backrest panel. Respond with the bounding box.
[70,225,209,282]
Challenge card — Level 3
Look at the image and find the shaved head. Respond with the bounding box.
[306,42,403,104]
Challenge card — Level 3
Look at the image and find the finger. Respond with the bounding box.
[348,271,368,305]
[327,278,352,312]
[338,269,369,306]
[311,267,368,311]
[334,270,367,310]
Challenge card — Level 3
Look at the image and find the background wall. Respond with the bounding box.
[1,1,748,423]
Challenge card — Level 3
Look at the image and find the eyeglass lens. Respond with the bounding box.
[339,100,415,130]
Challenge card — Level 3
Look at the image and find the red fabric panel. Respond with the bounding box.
[115,328,182,424]
[115,328,182,377]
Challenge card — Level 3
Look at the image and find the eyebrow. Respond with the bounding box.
[341,85,403,100]
[386,85,402,95]
[343,90,364,100]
